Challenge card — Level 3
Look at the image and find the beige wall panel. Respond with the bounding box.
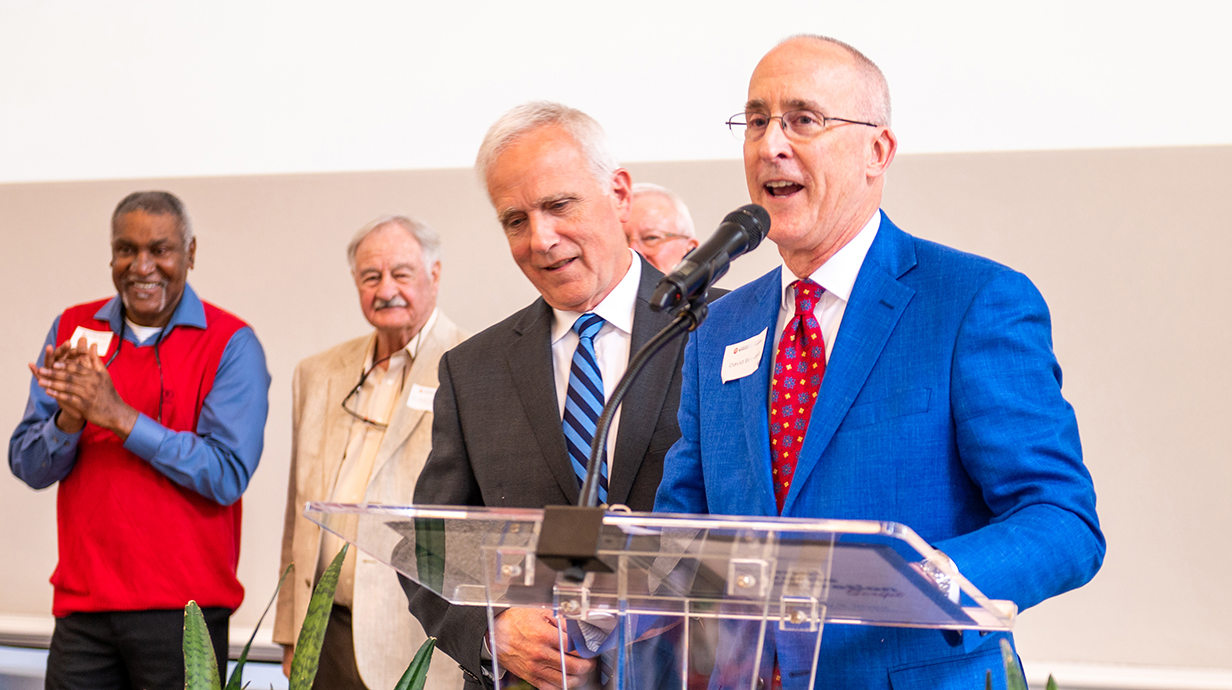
[882,146,1232,668]
[2,145,1229,671]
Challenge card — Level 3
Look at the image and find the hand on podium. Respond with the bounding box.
[493,608,597,690]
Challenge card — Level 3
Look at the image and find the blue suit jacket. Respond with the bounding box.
[655,214,1104,690]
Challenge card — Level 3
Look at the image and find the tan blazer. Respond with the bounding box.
[274,312,468,690]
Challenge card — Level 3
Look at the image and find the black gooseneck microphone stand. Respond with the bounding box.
[535,294,711,582]
[535,203,768,581]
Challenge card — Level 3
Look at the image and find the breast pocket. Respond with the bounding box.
[839,388,931,431]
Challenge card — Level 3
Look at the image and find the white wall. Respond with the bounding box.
[2,1,1231,184]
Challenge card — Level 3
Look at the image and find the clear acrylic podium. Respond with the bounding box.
[305,502,1015,690]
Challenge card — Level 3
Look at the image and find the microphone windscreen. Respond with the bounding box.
[724,204,770,249]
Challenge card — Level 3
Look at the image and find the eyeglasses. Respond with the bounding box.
[726,109,879,141]
[630,232,691,249]
[340,354,393,429]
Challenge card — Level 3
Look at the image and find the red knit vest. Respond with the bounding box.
[51,298,247,617]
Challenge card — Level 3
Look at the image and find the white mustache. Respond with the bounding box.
[373,295,409,309]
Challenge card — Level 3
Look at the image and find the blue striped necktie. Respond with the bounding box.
[563,313,608,503]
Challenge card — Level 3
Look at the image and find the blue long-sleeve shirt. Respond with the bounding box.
[8,285,271,506]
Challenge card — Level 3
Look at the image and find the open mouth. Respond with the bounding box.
[128,281,163,294]
[542,257,576,272]
[765,180,804,197]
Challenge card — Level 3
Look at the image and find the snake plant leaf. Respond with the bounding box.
[225,564,292,690]
[1046,674,1059,690]
[289,543,347,690]
[414,517,446,594]
[1001,639,1028,690]
[393,637,436,690]
[184,601,222,690]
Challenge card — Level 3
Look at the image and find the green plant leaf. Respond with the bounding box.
[184,601,222,690]
[1046,674,1059,690]
[1001,638,1028,690]
[393,637,436,690]
[414,517,446,594]
[289,543,347,690]
[225,564,292,690]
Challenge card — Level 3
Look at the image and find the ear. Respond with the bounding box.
[866,126,897,179]
[430,261,442,289]
[611,168,633,224]
[187,237,197,270]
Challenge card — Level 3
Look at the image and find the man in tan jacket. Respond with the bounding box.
[274,216,468,690]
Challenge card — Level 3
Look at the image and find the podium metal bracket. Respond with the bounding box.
[495,548,534,587]
[779,596,821,632]
[554,574,594,619]
[727,558,770,598]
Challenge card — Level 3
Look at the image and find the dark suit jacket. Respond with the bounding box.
[404,255,717,686]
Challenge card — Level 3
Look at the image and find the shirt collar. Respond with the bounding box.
[364,307,440,370]
[405,307,439,359]
[551,248,641,344]
[780,210,881,309]
[94,283,207,335]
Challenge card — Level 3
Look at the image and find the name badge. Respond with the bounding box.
[406,383,437,412]
[68,327,114,356]
[721,328,766,383]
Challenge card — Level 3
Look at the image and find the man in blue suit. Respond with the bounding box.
[654,35,1104,689]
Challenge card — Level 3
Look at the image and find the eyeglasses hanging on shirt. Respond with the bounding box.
[339,315,436,429]
[104,308,168,425]
[340,353,397,429]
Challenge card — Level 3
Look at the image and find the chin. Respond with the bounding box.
[371,316,413,331]
[122,298,163,321]
[767,221,803,243]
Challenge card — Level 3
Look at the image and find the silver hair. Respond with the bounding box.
[475,101,620,190]
[346,215,442,274]
[782,34,892,127]
[630,182,695,238]
[112,190,194,245]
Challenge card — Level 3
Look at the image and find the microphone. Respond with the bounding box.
[650,204,769,312]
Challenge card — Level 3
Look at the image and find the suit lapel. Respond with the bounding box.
[370,315,458,482]
[505,301,580,503]
[737,269,787,516]
[318,335,373,500]
[782,217,917,514]
[608,258,674,506]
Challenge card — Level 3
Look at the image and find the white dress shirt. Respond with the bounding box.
[549,249,641,472]
[319,308,439,604]
[772,210,882,362]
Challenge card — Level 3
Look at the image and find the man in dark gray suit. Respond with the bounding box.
[404,102,700,690]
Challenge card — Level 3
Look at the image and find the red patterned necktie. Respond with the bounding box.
[769,279,827,690]
[769,278,826,514]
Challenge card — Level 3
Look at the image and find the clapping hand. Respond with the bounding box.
[29,337,138,438]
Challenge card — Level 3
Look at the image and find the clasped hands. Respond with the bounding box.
[492,608,599,690]
[30,337,139,439]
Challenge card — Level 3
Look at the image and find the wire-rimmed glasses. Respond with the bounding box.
[629,232,692,251]
[726,109,879,141]
[340,354,393,429]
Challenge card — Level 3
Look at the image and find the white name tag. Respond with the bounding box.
[68,326,114,355]
[721,328,766,383]
[406,383,437,412]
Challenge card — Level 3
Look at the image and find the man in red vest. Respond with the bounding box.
[9,191,271,690]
